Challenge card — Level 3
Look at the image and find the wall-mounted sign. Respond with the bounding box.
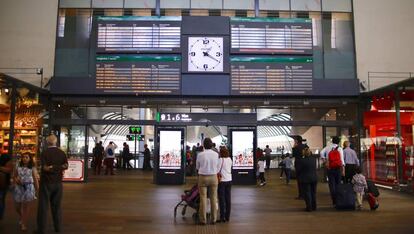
[129,126,142,134]
[157,113,192,122]
[127,134,145,141]
[63,159,85,182]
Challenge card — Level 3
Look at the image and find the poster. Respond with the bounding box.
[159,131,182,169]
[63,159,85,182]
[232,131,254,169]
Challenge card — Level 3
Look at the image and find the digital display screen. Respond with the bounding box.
[95,55,181,94]
[232,131,254,169]
[231,57,313,95]
[231,17,313,55]
[96,16,181,53]
[159,131,182,169]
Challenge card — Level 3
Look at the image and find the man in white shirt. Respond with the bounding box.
[104,141,117,175]
[196,138,220,225]
[320,136,345,206]
[264,145,272,170]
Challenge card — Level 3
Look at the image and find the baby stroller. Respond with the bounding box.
[174,184,200,222]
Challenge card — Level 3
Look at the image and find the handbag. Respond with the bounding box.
[217,158,224,182]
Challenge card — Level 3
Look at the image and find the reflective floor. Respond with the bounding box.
[1,170,414,234]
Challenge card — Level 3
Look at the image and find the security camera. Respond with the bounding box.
[36,68,43,75]
[359,81,367,92]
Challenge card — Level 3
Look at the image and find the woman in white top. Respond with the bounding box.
[217,146,232,223]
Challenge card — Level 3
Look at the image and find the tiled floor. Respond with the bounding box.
[1,170,414,234]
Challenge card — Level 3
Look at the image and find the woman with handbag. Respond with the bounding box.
[217,146,232,223]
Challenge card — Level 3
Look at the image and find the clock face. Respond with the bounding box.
[188,37,224,72]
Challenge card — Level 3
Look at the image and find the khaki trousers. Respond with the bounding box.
[198,174,218,224]
[356,192,364,207]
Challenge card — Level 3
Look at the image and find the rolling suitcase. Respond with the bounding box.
[367,192,379,210]
[335,183,356,210]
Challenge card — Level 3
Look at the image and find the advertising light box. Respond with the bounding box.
[159,130,182,169]
[232,131,254,169]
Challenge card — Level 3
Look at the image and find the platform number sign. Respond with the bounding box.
[127,134,145,141]
[129,126,142,134]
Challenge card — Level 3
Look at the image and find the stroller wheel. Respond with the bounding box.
[181,205,187,216]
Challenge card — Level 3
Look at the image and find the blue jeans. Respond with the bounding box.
[0,189,7,219]
[327,168,342,205]
[284,168,291,184]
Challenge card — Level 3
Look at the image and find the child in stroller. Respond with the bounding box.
[174,184,200,221]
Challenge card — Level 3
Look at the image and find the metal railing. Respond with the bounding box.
[367,72,413,92]
[0,68,44,88]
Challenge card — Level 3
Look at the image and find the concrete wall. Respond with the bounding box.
[0,0,58,86]
[353,0,414,91]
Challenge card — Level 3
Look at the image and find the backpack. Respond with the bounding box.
[107,148,114,156]
[327,146,342,169]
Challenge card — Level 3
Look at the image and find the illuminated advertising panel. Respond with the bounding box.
[159,130,182,169]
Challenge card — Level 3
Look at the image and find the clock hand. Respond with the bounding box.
[204,52,220,63]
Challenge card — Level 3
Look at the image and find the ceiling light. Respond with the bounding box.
[181,100,188,105]
[140,100,147,104]
[263,100,270,105]
[222,100,229,105]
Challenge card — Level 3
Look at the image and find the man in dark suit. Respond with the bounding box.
[297,147,318,212]
[292,136,306,199]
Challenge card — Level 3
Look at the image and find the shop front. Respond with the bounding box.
[0,73,49,165]
[361,78,414,192]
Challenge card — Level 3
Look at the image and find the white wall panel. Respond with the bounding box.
[125,0,156,8]
[322,0,351,12]
[191,0,222,9]
[354,0,414,90]
[291,0,321,11]
[92,0,123,8]
[161,0,190,9]
[259,0,290,11]
[60,0,91,8]
[224,0,254,10]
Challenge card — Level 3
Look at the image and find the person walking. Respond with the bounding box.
[297,147,318,212]
[282,154,293,184]
[257,157,266,186]
[143,144,152,171]
[104,141,117,175]
[196,138,220,225]
[320,136,345,206]
[292,136,306,199]
[352,167,367,210]
[122,142,132,170]
[92,141,104,175]
[34,134,68,234]
[217,146,232,223]
[12,153,39,231]
[264,145,272,170]
[0,153,13,220]
[343,141,360,183]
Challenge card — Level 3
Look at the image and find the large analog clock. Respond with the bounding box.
[188,37,224,72]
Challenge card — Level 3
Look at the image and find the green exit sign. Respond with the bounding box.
[126,134,145,141]
[129,126,142,134]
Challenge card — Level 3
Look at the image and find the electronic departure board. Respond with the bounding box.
[231,18,313,55]
[96,55,181,94]
[231,57,313,95]
[96,16,181,53]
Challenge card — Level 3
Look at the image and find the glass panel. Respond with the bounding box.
[191,0,222,9]
[257,126,323,168]
[224,0,255,10]
[55,9,92,78]
[124,0,156,8]
[60,0,91,8]
[92,0,123,8]
[86,106,122,120]
[361,95,400,186]
[322,0,352,12]
[291,0,321,11]
[400,89,414,184]
[323,12,356,79]
[67,126,86,159]
[160,0,190,9]
[259,0,290,11]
